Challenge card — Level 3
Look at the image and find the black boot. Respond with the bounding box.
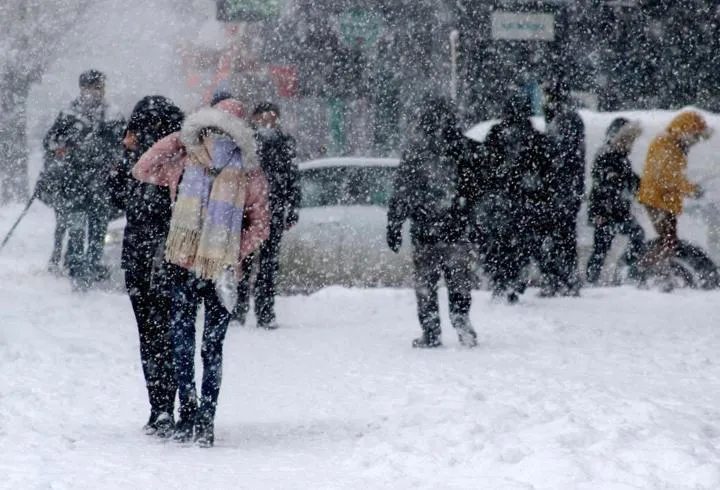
[142,409,161,435]
[412,329,442,348]
[143,410,175,437]
[194,413,215,448]
[172,405,196,443]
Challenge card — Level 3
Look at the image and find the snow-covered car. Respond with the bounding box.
[277,157,413,292]
[102,157,413,292]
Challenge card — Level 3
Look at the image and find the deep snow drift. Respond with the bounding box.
[2,204,720,489]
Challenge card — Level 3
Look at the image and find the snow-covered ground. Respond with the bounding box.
[2,204,720,489]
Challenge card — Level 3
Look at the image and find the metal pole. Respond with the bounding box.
[449,29,460,104]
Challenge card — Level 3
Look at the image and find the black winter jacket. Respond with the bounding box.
[255,128,300,220]
[587,149,640,225]
[110,96,183,272]
[545,109,586,215]
[483,118,553,231]
[41,98,125,211]
[387,130,476,246]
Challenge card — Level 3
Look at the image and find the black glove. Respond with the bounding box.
[285,209,299,230]
[387,225,402,253]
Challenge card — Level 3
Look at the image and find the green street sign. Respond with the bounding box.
[216,0,281,22]
[339,8,385,47]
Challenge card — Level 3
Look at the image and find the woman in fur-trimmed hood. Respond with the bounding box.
[132,98,269,447]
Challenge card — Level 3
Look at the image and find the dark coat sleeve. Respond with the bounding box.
[387,151,415,234]
[552,112,586,211]
[284,135,301,215]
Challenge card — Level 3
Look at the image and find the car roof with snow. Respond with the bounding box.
[298,157,400,171]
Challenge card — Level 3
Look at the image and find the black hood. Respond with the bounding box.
[126,95,184,154]
[415,97,463,154]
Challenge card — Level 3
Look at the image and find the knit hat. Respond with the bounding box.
[79,69,106,89]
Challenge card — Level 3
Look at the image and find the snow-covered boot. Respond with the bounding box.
[194,414,215,448]
[172,405,196,443]
[452,314,478,348]
[172,418,194,443]
[412,329,442,348]
[143,409,161,435]
[152,412,175,439]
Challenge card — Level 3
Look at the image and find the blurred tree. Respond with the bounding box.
[0,0,89,203]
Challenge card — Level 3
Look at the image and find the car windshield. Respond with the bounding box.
[300,165,395,208]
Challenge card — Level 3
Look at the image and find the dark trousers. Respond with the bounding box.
[638,206,678,277]
[586,218,646,283]
[413,242,473,338]
[125,264,176,415]
[66,210,88,279]
[169,264,231,423]
[50,208,71,266]
[235,216,283,326]
[486,221,538,294]
[65,206,108,281]
[540,211,580,293]
[86,205,109,271]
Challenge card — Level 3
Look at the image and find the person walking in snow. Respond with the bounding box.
[540,79,586,297]
[110,96,184,437]
[482,91,553,304]
[232,102,300,329]
[133,99,270,447]
[42,69,126,289]
[636,111,713,290]
[386,97,478,349]
[586,118,645,284]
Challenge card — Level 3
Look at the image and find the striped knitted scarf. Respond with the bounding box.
[165,137,248,280]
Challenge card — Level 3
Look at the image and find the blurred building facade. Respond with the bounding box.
[201,0,720,158]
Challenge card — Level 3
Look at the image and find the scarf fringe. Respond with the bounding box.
[164,166,248,281]
[165,227,201,267]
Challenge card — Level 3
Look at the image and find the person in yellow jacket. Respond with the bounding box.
[637,111,713,286]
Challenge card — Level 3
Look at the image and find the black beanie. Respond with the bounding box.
[79,69,106,88]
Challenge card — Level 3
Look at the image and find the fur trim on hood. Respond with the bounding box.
[180,107,258,169]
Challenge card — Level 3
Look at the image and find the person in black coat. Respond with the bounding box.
[232,102,300,329]
[586,117,646,283]
[386,97,478,348]
[110,95,184,436]
[541,79,586,296]
[482,92,553,303]
[42,70,126,288]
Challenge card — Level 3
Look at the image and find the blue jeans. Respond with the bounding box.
[169,265,231,422]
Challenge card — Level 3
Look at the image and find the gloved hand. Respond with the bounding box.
[387,226,402,253]
[285,209,299,230]
[693,185,705,199]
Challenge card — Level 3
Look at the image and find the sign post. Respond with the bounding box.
[216,0,280,22]
[490,12,555,41]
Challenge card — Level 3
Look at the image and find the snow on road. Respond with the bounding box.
[1,204,720,489]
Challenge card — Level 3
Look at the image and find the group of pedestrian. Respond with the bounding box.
[38,71,300,447]
[387,82,712,348]
[37,69,713,445]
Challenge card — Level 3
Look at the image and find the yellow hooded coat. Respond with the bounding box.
[638,111,709,214]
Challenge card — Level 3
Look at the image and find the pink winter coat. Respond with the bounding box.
[132,103,270,261]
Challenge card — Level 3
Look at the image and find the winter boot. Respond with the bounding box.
[231,308,247,326]
[194,414,215,448]
[172,405,196,443]
[143,409,161,435]
[412,329,442,349]
[452,314,478,348]
[257,321,279,330]
[172,418,194,443]
[152,412,175,439]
